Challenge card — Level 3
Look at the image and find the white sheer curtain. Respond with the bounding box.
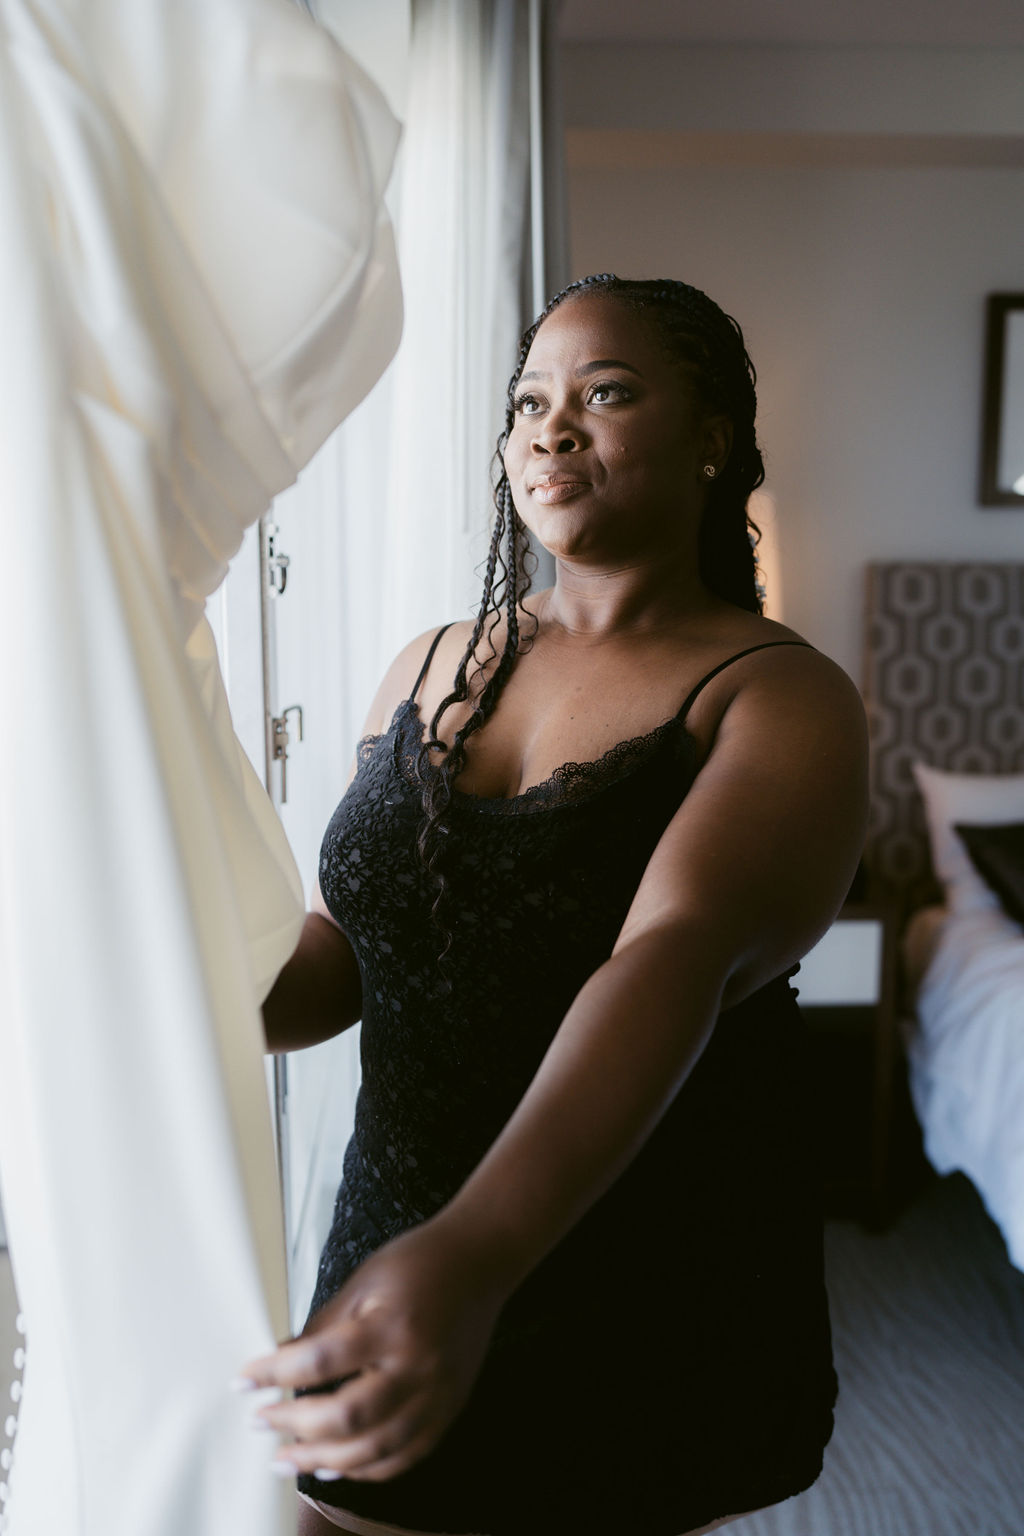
[0,3,400,1533]
[266,0,546,1326]
[330,0,535,730]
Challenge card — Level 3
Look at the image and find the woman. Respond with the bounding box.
[242,274,868,1536]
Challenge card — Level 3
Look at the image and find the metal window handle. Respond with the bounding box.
[271,703,304,803]
[265,523,291,596]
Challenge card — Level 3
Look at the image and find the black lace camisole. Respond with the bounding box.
[300,631,838,1536]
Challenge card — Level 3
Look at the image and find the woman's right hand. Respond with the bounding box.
[242,1216,510,1481]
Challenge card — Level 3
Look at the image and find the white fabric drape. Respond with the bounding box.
[0,3,401,1533]
[260,0,537,1328]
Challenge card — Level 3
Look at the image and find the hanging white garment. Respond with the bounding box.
[0,2,401,1533]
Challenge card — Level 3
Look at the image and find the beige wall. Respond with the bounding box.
[563,44,1024,679]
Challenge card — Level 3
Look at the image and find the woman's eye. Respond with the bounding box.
[513,393,542,416]
[589,381,628,404]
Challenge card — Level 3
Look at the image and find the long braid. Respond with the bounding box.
[414,483,532,955]
[415,273,765,953]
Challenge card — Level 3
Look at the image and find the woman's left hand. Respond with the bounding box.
[238,1218,508,1482]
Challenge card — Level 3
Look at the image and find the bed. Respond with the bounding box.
[862,562,1024,1270]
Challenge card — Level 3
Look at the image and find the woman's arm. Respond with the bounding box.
[261,622,463,1054]
[243,646,868,1477]
[261,890,363,1054]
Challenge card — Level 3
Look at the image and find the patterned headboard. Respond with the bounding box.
[862,562,1024,911]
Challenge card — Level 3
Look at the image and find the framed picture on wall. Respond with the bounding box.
[979,292,1024,507]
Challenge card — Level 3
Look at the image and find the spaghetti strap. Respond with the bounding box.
[410,623,455,702]
[676,640,814,723]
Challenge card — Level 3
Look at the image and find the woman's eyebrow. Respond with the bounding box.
[519,358,643,383]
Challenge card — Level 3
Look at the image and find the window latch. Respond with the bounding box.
[265,523,291,596]
[271,704,304,803]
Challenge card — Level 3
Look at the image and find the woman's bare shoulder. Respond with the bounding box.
[680,612,866,756]
[737,622,862,703]
[693,608,856,693]
[712,630,867,754]
[363,620,476,736]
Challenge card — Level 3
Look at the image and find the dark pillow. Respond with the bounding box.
[953,822,1024,928]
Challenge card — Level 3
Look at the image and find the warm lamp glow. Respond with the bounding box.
[748,487,783,621]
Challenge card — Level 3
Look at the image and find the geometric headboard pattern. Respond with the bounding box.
[862,562,1024,911]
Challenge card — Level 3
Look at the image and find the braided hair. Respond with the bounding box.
[415,273,766,954]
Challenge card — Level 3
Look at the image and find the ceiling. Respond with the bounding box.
[558,0,1024,48]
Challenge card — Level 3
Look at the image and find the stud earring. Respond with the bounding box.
[703,464,717,478]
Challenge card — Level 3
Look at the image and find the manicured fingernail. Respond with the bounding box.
[228,1377,259,1393]
[250,1415,279,1433]
[269,1460,297,1478]
[314,1469,344,1481]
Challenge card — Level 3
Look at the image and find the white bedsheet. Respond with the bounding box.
[905,904,1024,1271]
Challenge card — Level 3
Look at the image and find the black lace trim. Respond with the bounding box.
[356,696,696,816]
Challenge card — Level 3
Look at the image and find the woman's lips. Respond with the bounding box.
[530,479,588,504]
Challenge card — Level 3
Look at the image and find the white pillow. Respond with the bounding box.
[912,762,1024,915]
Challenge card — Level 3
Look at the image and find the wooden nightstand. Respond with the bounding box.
[796,901,900,1225]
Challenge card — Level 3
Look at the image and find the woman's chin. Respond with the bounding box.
[521,508,604,562]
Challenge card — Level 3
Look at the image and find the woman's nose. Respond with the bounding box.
[531,408,583,456]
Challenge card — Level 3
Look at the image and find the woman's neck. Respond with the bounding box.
[533,550,721,639]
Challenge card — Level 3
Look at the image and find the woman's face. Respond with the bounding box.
[502,292,728,566]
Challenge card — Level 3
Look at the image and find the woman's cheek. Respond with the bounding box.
[508,481,532,526]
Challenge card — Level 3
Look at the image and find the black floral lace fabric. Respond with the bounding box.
[300,695,837,1536]
[389,695,688,813]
